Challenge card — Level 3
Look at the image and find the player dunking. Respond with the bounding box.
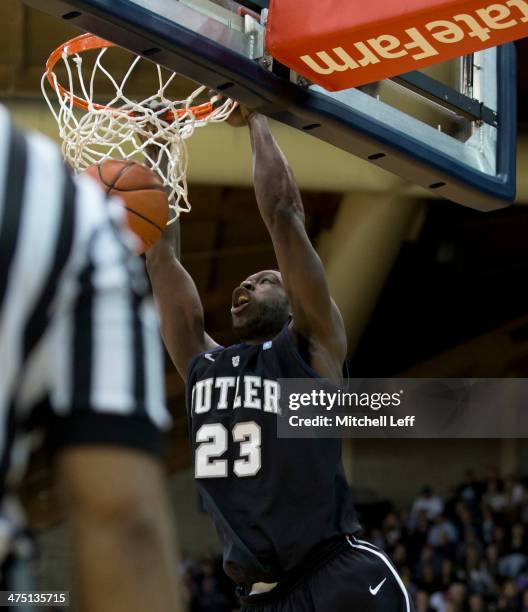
[147,108,414,611]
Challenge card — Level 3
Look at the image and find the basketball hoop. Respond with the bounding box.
[42,33,238,220]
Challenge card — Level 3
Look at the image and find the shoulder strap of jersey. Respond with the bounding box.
[186,345,225,382]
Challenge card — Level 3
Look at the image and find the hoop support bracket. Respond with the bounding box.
[390,71,499,128]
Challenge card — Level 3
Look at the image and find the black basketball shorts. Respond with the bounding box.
[239,536,414,612]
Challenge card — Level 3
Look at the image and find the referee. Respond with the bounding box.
[0,105,183,612]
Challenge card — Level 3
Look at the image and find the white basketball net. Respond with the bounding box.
[42,40,237,221]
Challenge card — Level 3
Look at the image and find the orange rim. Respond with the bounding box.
[45,33,215,121]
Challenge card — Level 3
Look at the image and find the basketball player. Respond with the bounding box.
[0,105,183,612]
[147,108,414,611]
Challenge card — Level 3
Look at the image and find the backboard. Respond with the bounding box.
[24,0,517,211]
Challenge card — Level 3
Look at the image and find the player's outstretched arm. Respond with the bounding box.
[246,112,346,375]
[146,220,219,381]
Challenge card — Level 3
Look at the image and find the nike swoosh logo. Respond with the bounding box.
[204,354,216,362]
[369,577,387,596]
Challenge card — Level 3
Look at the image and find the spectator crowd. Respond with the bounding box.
[180,469,528,612]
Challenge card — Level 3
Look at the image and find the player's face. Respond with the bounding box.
[231,270,290,341]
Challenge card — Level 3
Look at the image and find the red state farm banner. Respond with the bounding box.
[266,0,527,91]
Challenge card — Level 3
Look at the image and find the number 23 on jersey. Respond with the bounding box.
[195,421,262,479]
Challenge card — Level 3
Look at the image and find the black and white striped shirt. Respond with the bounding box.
[0,105,170,564]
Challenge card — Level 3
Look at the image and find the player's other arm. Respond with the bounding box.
[247,113,347,368]
[146,220,218,381]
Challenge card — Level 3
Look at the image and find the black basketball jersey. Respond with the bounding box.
[185,323,360,585]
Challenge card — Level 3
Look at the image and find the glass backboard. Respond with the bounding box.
[23,0,517,211]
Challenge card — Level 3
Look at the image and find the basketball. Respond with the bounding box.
[83,159,169,254]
